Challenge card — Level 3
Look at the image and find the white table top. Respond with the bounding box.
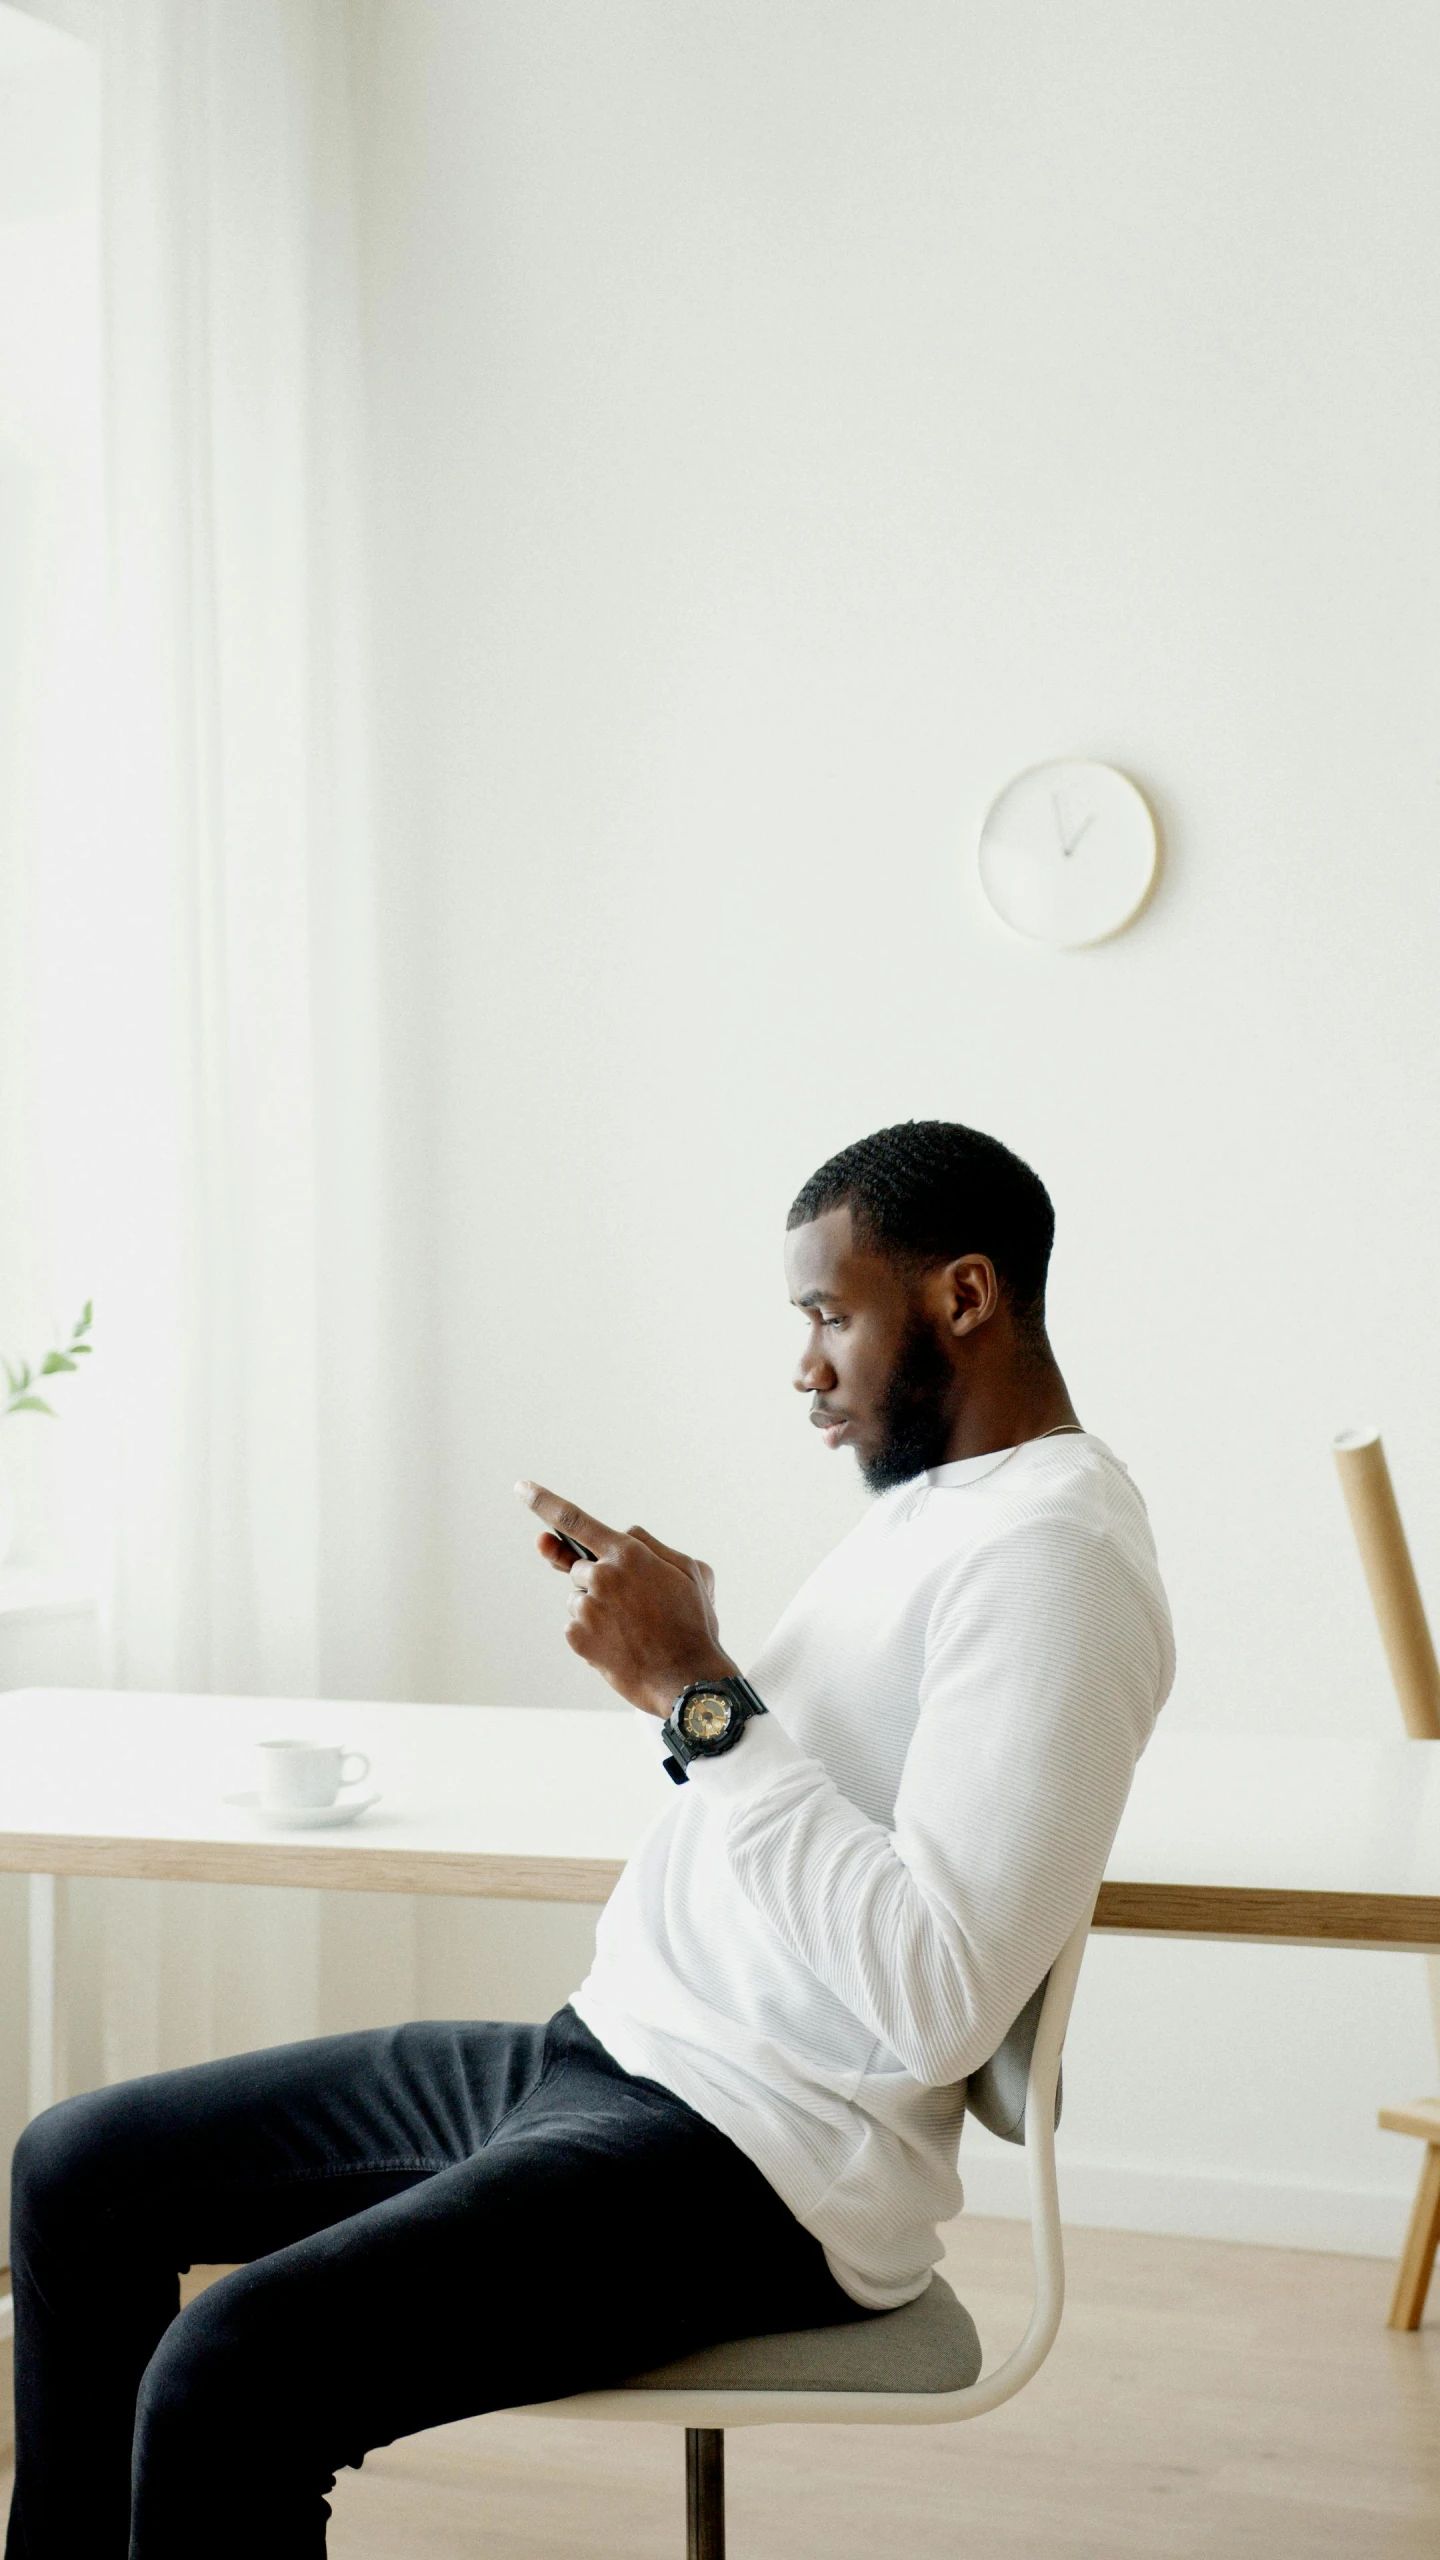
[1100,1729,1440,1946]
[0,1691,1438,1945]
[0,1692,666,1901]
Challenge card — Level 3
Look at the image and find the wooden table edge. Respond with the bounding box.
[1094,1879,1440,1947]
[2,1842,1438,1944]
[0,1833,628,1904]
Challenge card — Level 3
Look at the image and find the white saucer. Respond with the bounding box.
[225,1790,382,1831]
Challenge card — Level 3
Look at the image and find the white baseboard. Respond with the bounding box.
[959,2149,1412,2258]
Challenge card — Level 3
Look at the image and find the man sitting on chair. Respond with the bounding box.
[5,1120,1173,2560]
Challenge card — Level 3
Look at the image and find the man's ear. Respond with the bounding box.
[942,1253,1001,1337]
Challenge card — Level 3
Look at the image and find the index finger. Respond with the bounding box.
[515,1481,624,1558]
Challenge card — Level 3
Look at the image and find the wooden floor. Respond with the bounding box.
[5,2219,1440,2554]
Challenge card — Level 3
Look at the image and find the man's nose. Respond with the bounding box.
[794,1342,837,1394]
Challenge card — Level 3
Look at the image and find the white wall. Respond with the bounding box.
[354,0,1440,2255]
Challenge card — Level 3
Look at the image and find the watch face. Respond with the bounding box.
[680,1689,734,1746]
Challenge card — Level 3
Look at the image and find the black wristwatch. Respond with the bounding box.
[660,1674,768,1786]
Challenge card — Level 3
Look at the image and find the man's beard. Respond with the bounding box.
[859,1315,955,1493]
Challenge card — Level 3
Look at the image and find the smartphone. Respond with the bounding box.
[553,1531,596,1564]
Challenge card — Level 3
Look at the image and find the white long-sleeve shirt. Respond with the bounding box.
[572,1432,1174,2307]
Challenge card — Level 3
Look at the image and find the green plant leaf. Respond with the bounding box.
[41,1353,78,1374]
[70,1342,93,1355]
[77,1302,93,1332]
[6,1395,56,1418]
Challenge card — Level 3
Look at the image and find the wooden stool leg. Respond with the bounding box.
[1388,2144,1440,2330]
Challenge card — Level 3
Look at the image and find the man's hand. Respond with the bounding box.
[516,1481,738,1719]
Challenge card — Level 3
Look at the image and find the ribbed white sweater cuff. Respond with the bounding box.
[682,1708,808,1810]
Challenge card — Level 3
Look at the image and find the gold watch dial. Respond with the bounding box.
[681,1690,733,1745]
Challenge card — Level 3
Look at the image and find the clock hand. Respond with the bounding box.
[1051,792,1070,850]
[1061,810,1097,858]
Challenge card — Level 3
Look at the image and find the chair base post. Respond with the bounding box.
[685,2426,725,2560]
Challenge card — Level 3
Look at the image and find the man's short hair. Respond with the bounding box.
[787,1120,1056,1329]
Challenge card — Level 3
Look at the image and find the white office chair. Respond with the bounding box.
[520,1903,1094,2557]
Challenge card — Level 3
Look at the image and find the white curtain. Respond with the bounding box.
[72,0,409,2080]
[100,0,389,1698]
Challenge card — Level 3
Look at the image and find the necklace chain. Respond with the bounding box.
[927,1421,1084,1499]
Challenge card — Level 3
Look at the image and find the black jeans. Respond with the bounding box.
[5,2005,857,2559]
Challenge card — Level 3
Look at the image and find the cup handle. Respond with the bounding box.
[339,1752,371,1791]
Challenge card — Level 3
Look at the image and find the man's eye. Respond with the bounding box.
[822,1314,844,1329]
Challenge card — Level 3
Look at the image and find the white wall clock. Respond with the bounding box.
[977,760,1158,949]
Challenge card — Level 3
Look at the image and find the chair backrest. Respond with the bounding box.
[965,1974,1063,2145]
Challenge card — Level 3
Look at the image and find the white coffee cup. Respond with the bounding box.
[257,1739,372,1812]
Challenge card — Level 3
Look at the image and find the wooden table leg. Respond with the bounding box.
[1388,2144,1440,2330]
[27,1871,66,2120]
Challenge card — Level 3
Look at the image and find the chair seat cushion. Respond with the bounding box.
[623,2273,983,2395]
